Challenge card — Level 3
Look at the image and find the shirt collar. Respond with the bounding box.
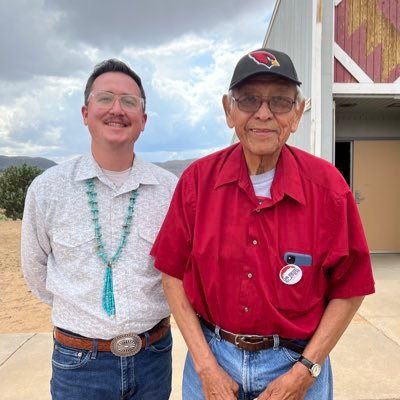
[214,143,247,188]
[272,145,306,205]
[75,153,160,192]
[215,143,305,205]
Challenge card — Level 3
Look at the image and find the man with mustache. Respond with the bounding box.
[21,59,177,399]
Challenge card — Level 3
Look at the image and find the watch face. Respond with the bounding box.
[311,363,322,378]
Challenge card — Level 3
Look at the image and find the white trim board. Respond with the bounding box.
[334,43,373,83]
[333,83,400,96]
[264,0,281,45]
[311,0,322,157]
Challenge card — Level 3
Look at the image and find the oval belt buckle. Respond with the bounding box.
[110,333,142,357]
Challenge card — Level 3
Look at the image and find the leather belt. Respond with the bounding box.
[54,317,170,357]
[201,318,305,354]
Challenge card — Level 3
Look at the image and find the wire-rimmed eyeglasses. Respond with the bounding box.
[89,91,144,112]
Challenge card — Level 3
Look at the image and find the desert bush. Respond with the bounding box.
[0,164,43,220]
[0,208,8,221]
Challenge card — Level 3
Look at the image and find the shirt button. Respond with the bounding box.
[244,307,249,312]
[252,239,258,245]
[247,273,253,278]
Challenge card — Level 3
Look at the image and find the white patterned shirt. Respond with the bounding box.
[21,154,177,339]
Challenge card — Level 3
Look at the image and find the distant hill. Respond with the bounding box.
[154,159,196,177]
[0,155,195,177]
[0,155,57,171]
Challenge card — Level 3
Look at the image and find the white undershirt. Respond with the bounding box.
[102,167,132,188]
[250,169,275,198]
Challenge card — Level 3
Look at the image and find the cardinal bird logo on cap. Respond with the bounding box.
[249,50,280,69]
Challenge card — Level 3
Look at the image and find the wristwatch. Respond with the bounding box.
[297,356,321,378]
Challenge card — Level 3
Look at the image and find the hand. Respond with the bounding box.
[199,363,239,400]
[257,363,314,400]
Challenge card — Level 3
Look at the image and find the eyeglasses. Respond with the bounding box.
[89,91,144,112]
[232,95,296,114]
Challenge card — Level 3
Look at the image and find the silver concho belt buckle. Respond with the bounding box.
[110,333,142,357]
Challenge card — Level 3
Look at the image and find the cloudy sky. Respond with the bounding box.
[0,0,275,163]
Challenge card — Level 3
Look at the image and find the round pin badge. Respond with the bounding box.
[279,264,303,285]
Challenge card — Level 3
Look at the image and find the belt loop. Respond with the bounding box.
[144,331,150,349]
[214,325,221,341]
[91,339,98,359]
[273,334,280,351]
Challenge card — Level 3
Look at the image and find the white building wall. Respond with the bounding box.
[336,114,400,139]
[264,0,334,162]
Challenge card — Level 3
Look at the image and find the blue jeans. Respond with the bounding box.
[183,324,333,400]
[51,329,172,400]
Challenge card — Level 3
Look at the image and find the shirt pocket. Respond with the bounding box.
[267,253,324,313]
[136,208,164,247]
[138,230,156,246]
[121,222,160,269]
[52,229,96,261]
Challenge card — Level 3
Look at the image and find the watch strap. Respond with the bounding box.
[298,355,313,369]
[298,356,321,378]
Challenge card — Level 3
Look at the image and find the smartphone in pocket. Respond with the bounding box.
[284,252,312,266]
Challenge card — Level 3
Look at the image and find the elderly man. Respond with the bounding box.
[21,59,177,399]
[151,48,375,400]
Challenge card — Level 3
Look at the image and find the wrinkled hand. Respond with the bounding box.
[199,363,239,400]
[257,365,314,400]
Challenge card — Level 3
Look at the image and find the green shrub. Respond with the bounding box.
[0,208,8,221]
[0,164,43,220]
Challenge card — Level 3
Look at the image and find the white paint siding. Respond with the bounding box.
[264,0,335,162]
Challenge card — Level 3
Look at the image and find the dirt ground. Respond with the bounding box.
[0,220,52,333]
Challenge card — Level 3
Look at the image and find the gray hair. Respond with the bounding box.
[294,85,305,111]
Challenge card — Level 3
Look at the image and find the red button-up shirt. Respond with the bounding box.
[151,143,375,339]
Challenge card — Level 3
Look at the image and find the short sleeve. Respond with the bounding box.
[325,190,375,299]
[150,169,196,279]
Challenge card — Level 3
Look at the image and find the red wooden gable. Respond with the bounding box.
[335,0,400,83]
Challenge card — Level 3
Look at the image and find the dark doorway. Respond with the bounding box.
[335,141,351,186]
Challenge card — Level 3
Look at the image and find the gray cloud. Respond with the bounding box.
[45,0,263,48]
[0,1,91,80]
[0,0,270,80]
[0,0,275,161]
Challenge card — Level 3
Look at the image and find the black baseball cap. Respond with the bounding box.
[229,48,301,90]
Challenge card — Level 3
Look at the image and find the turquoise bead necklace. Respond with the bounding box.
[86,178,138,317]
